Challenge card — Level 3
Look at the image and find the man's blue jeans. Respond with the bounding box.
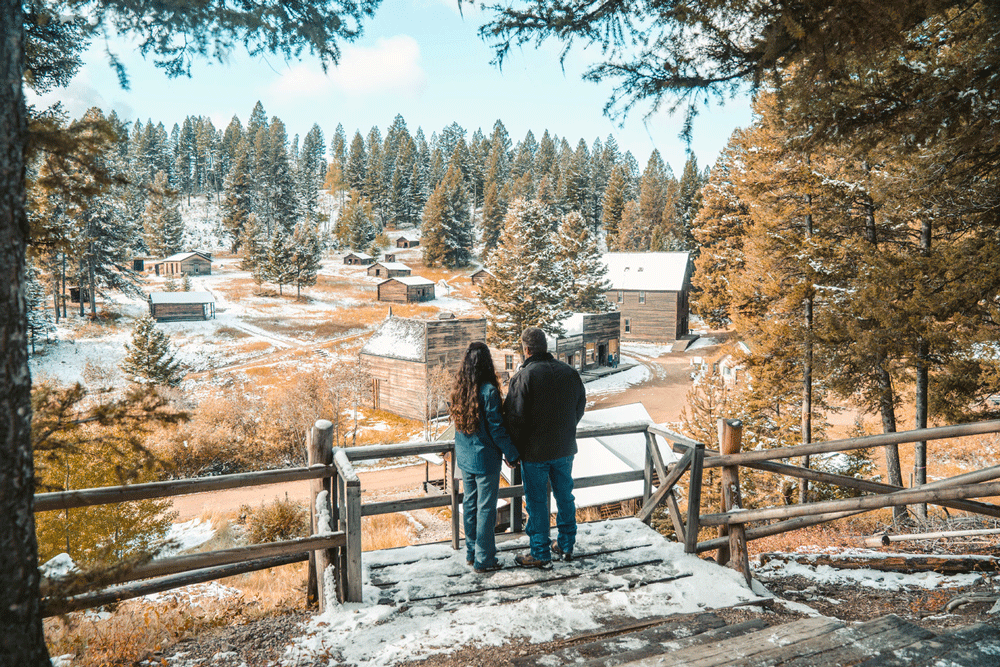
[461,470,500,568]
[521,455,576,561]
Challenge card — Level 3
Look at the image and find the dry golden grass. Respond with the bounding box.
[215,325,251,340]
[362,513,413,551]
[235,340,273,354]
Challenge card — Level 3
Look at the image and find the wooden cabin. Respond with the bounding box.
[148,291,217,322]
[377,276,435,303]
[154,252,212,277]
[132,255,155,272]
[383,253,397,263]
[367,262,411,279]
[68,286,92,303]
[396,236,420,249]
[550,311,621,371]
[343,251,375,266]
[361,315,487,420]
[470,268,493,287]
[603,252,692,341]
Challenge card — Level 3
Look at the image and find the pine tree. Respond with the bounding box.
[345,131,367,191]
[288,221,322,298]
[265,230,295,295]
[480,180,505,257]
[337,190,377,252]
[638,150,669,245]
[181,273,192,291]
[296,123,326,221]
[609,200,644,251]
[121,315,183,387]
[601,165,628,245]
[480,198,569,348]
[143,171,184,257]
[239,213,269,284]
[554,211,613,313]
[221,136,253,251]
[421,162,472,268]
[25,258,53,354]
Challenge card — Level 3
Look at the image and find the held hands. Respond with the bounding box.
[505,458,520,469]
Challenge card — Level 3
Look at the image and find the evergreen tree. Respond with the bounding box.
[265,230,295,295]
[25,258,53,354]
[121,315,183,387]
[345,130,367,192]
[480,180,505,257]
[239,213,269,284]
[609,200,644,251]
[337,190,377,252]
[638,150,669,245]
[480,198,569,348]
[296,123,326,221]
[221,136,253,251]
[421,162,472,268]
[601,165,628,244]
[554,210,613,313]
[143,171,184,257]
[288,221,322,298]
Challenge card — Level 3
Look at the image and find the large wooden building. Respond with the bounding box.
[154,252,212,277]
[377,276,435,303]
[148,291,217,322]
[361,315,487,420]
[603,252,692,342]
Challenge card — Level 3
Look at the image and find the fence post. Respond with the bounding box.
[344,476,362,602]
[719,419,752,586]
[308,420,335,611]
[684,443,705,554]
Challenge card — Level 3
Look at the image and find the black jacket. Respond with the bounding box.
[503,352,586,462]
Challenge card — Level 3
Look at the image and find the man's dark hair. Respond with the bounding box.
[521,327,547,355]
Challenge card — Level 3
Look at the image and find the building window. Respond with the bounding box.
[617,290,624,303]
[505,354,514,371]
[624,318,631,333]
[639,291,646,304]
[586,343,595,364]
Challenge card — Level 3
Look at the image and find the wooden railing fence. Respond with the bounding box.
[34,416,1000,615]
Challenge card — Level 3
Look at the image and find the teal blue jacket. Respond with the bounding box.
[454,383,520,475]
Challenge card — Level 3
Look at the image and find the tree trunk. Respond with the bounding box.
[60,252,66,318]
[914,217,931,520]
[877,358,906,522]
[800,192,813,505]
[88,244,97,318]
[0,1,50,662]
[77,258,85,317]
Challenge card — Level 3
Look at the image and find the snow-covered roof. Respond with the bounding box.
[373,262,410,271]
[158,252,211,263]
[603,252,690,291]
[345,251,373,260]
[385,276,434,287]
[471,268,492,276]
[361,316,426,361]
[559,313,586,337]
[149,291,215,304]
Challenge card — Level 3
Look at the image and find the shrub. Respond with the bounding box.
[241,497,309,544]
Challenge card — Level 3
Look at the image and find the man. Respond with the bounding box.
[504,327,587,567]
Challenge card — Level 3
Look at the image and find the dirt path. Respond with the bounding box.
[171,463,440,520]
[184,332,366,379]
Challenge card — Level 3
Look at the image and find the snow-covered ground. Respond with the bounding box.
[584,355,652,398]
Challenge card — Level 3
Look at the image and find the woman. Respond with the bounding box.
[450,341,520,573]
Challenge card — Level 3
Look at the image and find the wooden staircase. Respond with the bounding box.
[512,611,1000,667]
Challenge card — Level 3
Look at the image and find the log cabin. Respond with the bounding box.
[154,251,212,277]
[361,315,487,420]
[603,252,692,341]
[470,268,493,287]
[383,253,397,263]
[396,235,420,249]
[367,262,412,279]
[377,276,435,303]
[148,291,217,321]
[549,311,621,371]
[343,251,375,266]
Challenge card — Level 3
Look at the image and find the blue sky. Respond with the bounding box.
[31,1,752,174]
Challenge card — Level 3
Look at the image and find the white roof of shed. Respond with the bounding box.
[159,252,210,263]
[373,262,411,271]
[149,291,215,304]
[603,252,690,291]
[361,316,425,361]
[345,251,374,260]
[385,276,434,286]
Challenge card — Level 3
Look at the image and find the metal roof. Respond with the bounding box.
[384,276,434,286]
[603,252,690,291]
[149,291,215,304]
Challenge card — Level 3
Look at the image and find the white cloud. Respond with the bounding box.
[27,65,108,118]
[271,35,427,100]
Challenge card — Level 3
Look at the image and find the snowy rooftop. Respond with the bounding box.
[384,276,434,286]
[603,252,690,291]
[559,313,586,337]
[149,291,215,304]
[346,251,374,260]
[373,262,411,271]
[158,251,210,263]
[361,316,426,361]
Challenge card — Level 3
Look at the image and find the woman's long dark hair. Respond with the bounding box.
[450,342,501,434]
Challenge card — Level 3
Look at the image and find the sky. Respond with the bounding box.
[30,1,753,174]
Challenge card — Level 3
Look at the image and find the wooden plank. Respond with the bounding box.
[775,615,935,667]
[854,623,1000,667]
[362,494,455,516]
[719,419,750,585]
[701,480,1000,526]
[684,444,705,553]
[665,493,686,544]
[636,448,692,524]
[344,481,363,602]
[617,617,845,667]
[308,420,335,612]
[696,510,863,553]
[758,552,1000,574]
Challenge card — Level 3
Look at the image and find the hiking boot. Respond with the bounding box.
[474,562,503,574]
[515,554,552,569]
[551,541,573,562]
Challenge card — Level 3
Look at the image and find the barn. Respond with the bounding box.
[343,251,375,266]
[148,291,217,322]
[361,315,487,420]
[377,276,435,303]
[367,262,412,279]
[470,268,493,286]
[603,252,692,341]
[396,236,420,249]
[154,251,212,277]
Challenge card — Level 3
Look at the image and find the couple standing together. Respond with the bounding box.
[449,327,586,573]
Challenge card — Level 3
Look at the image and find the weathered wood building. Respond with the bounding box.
[367,262,411,279]
[361,315,487,420]
[470,268,493,287]
[154,252,212,277]
[550,311,621,371]
[148,291,217,322]
[343,251,375,266]
[603,252,692,341]
[377,276,435,303]
[396,236,419,249]
[383,253,397,263]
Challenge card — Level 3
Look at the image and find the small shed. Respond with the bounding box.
[383,253,397,263]
[377,276,435,303]
[367,262,412,279]
[396,236,420,249]
[68,286,92,304]
[344,251,375,266]
[148,291,217,322]
[132,255,156,272]
[154,252,212,277]
[470,268,493,287]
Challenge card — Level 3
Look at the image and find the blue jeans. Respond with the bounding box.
[521,455,576,561]
[461,470,500,568]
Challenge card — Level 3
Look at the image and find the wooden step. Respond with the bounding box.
[855,623,1000,667]
[764,615,935,667]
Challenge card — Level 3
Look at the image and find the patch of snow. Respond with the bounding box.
[621,342,674,357]
[685,337,719,351]
[40,553,78,579]
[142,582,242,606]
[50,655,74,667]
[584,356,651,397]
[362,317,425,361]
[316,491,333,535]
[756,552,984,591]
[156,519,216,559]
